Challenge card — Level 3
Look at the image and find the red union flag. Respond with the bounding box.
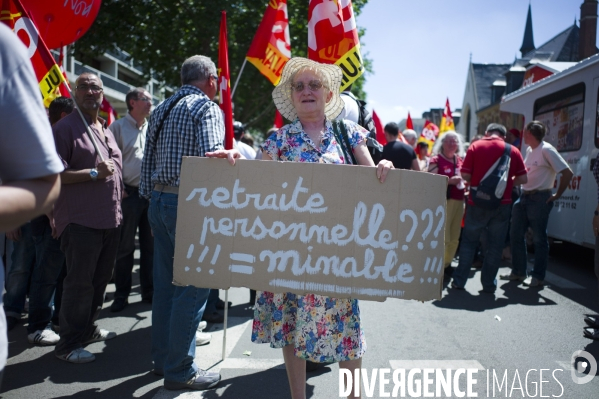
[417,120,439,153]
[1,0,71,108]
[218,11,234,150]
[308,0,364,91]
[246,0,291,85]
[438,98,455,137]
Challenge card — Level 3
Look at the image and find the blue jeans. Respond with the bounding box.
[3,222,36,318]
[510,191,554,280]
[28,217,66,333]
[114,186,153,301]
[148,191,209,383]
[452,204,512,292]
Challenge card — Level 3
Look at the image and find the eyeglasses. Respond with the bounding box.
[76,84,103,93]
[136,97,152,103]
[290,80,324,92]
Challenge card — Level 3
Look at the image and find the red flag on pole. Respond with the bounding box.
[371,110,386,146]
[439,98,455,137]
[218,11,234,150]
[406,112,414,130]
[246,0,291,85]
[2,0,71,107]
[273,109,284,128]
[99,98,118,126]
[307,0,364,91]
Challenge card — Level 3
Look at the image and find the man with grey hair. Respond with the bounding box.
[53,72,123,363]
[140,55,223,391]
[503,121,572,287]
[451,123,527,293]
[402,129,418,148]
[110,88,154,313]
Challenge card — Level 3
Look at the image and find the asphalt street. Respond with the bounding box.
[1,241,598,399]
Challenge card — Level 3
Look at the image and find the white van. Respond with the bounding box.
[500,54,599,248]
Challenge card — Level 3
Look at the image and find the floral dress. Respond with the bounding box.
[251,118,368,362]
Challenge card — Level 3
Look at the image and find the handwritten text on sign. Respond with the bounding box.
[173,158,447,301]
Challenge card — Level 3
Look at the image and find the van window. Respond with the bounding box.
[534,83,585,152]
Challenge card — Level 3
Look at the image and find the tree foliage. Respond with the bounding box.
[75,0,370,136]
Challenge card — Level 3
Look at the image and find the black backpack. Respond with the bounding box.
[470,143,512,210]
[341,92,384,164]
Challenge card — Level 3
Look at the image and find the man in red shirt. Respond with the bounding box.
[451,124,527,293]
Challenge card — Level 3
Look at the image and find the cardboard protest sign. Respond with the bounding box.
[174,158,447,301]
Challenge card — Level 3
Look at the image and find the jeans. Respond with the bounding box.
[3,222,36,318]
[28,217,66,333]
[452,204,512,292]
[55,224,121,356]
[148,191,209,383]
[114,186,154,301]
[510,191,553,280]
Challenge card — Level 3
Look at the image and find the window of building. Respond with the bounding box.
[534,83,585,152]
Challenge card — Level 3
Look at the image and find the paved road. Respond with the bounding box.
[1,242,598,398]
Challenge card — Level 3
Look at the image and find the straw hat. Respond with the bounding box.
[272,57,344,121]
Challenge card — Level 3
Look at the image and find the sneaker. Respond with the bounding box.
[56,348,95,363]
[195,331,212,346]
[215,299,232,310]
[583,327,599,341]
[523,277,544,287]
[164,369,221,391]
[499,273,526,281]
[110,297,128,313]
[28,328,60,346]
[197,321,207,332]
[201,311,224,323]
[584,315,599,328]
[84,326,116,344]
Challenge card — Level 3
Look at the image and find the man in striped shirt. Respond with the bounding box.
[140,55,223,391]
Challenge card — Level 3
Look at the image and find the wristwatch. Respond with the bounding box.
[90,168,99,181]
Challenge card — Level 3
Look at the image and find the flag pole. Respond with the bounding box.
[12,0,104,161]
[231,58,247,99]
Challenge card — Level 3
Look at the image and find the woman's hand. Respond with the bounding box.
[205,149,245,166]
[376,159,394,183]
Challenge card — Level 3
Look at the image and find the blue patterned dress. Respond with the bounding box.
[251,118,368,362]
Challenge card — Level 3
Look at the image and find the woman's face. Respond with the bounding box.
[443,137,458,154]
[290,69,332,119]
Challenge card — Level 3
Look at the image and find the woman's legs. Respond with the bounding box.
[339,358,362,398]
[283,345,306,399]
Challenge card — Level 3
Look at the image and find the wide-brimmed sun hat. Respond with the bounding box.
[272,57,344,121]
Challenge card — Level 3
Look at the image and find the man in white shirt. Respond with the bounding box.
[504,120,573,287]
[233,121,256,160]
[110,88,154,312]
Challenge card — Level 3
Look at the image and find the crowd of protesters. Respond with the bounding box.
[1,24,598,397]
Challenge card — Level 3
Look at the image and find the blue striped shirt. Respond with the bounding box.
[140,85,224,199]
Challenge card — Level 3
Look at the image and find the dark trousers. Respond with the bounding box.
[114,187,153,301]
[3,222,36,318]
[28,217,66,333]
[55,224,120,356]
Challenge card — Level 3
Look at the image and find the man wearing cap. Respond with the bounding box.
[507,128,521,149]
[503,121,573,287]
[233,121,256,160]
[140,55,223,391]
[451,123,527,293]
[52,72,123,363]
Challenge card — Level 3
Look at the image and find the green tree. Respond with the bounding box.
[75,0,371,136]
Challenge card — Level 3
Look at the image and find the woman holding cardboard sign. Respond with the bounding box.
[208,57,393,399]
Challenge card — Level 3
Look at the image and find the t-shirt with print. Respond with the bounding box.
[430,154,465,200]
[461,136,526,206]
[522,141,569,191]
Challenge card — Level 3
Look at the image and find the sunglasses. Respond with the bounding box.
[290,80,324,92]
[76,84,103,93]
